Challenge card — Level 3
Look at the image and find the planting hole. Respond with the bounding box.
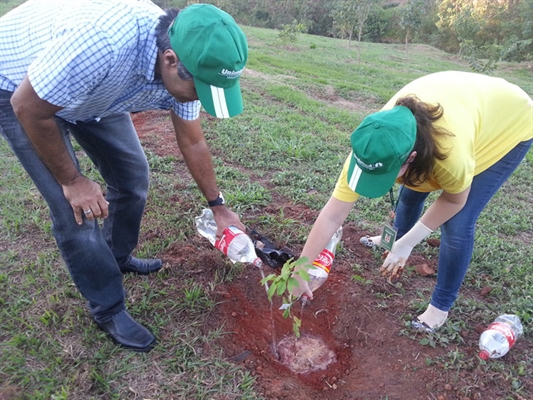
[276,334,337,374]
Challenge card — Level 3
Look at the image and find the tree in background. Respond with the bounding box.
[151,0,531,63]
[500,0,533,62]
[331,0,383,46]
[400,0,425,52]
[330,0,384,64]
[437,0,532,64]
[330,0,355,40]
[304,1,335,36]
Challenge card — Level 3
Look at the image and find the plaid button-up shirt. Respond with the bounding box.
[0,0,200,122]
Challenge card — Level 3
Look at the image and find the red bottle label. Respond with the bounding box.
[214,227,240,256]
[487,322,516,347]
[312,249,334,273]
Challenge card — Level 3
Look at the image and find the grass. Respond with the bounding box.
[1,18,532,400]
[0,0,25,16]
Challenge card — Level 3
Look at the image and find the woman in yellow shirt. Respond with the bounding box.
[293,71,533,332]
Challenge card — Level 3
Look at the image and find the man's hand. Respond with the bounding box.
[62,175,109,225]
[11,76,110,225]
[211,206,245,238]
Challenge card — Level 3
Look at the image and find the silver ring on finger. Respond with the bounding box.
[84,209,92,215]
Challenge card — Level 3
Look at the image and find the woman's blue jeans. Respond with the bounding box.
[394,138,533,312]
[0,90,149,323]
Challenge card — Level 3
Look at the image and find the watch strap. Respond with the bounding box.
[208,192,225,207]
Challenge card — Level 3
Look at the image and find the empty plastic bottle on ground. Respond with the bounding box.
[478,314,523,360]
[195,208,262,268]
[305,226,343,297]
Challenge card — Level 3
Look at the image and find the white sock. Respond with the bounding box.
[418,304,448,329]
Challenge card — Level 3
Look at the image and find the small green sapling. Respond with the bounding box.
[260,257,310,337]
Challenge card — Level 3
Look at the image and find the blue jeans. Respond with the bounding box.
[394,138,533,311]
[0,90,149,322]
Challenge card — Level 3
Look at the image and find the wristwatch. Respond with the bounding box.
[208,192,225,207]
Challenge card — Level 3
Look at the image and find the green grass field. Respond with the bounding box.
[1,9,532,400]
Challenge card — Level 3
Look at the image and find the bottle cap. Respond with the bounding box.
[478,350,490,360]
[301,295,311,306]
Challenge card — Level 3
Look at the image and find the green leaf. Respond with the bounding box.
[296,269,310,282]
[280,263,292,280]
[260,273,276,285]
[287,277,299,292]
[293,257,309,266]
[267,282,277,300]
[276,280,287,296]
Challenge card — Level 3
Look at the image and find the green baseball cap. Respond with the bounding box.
[347,106,416,198]
[168,4,248,118]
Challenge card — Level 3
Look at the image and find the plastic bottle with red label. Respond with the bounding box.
[478,314,523,360]
[195,208,262,268]
[304,226,343,297]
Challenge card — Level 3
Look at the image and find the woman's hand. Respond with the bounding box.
[380,221,433,281]
[289,266,313,299]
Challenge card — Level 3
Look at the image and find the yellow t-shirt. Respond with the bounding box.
[333,71,533,202]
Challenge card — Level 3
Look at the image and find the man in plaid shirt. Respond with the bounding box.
[0,0,248,352]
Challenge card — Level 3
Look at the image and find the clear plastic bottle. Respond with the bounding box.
[478,314,523,360]
[305,226,343,296]
[195,208,262,268]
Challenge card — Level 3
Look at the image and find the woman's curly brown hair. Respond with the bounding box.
[396,95,453,186]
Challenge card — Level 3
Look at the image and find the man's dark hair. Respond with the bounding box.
[155,8,193,81]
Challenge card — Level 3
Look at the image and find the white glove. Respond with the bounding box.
[380,221,432,281]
